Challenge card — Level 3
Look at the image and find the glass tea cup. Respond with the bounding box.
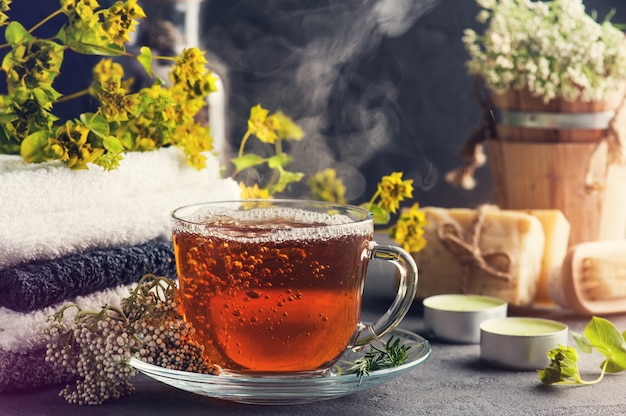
[171,199,418,374]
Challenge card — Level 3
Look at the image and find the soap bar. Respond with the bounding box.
[561,241,626,315]
[519,210,570,306]
[413,206,545,306]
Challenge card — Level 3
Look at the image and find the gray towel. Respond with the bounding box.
[0,240,177,312]
[0,348,73,393]
[0,284,134,393]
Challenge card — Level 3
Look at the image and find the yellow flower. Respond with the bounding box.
[95,75,137,123]
[171,48,208,84]
[102,0,145,46]
[170,48,217,108]
[4,38,64,90]
[61,0,101,31]
[61,0,100,19]
[137,84,175,123]
[240,182,271,200]
[273,110,304,141]
[91,59,125,84]
[116,84,176,151]
[377,172,414,214]
[49,120,105,170]
[246,104,278,144]
[0,0,12,26]
[389,203,428,253]
[172,122,213,170]
[308,168,347,203]
[170,87,205,122]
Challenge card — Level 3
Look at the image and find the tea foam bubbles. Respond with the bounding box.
[175,206,373,243]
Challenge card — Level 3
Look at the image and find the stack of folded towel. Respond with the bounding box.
[0,284,133,392]
[0,147,241,392]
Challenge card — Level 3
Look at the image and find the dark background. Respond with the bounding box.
[7,0,626,208]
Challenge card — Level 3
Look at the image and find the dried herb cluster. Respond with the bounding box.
[45,275,218,405]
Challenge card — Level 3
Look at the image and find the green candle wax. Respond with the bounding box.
[481,317,567,336]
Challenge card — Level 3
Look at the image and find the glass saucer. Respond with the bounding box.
[128,327,431,405]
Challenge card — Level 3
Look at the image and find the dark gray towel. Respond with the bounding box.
[0,240,177,312]
[0,347,73,393]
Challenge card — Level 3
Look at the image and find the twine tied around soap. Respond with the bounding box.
[436,205,513,294]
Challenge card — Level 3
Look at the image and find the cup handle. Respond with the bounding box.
[353,241,419,347]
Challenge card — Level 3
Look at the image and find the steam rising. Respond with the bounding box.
[202,0,441,200]
[375,0,440,36]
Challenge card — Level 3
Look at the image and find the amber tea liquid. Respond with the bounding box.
[172,207,372,373]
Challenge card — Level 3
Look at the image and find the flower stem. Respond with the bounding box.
[367,190,380,211]
[578,360,608,385]
[56,88,90,103]
[274,137,283,156]
[28,9,64,34]
[237,131,251,159]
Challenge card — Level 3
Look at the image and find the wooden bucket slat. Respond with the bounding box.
[486,141,617,245]
[487,87,626,246]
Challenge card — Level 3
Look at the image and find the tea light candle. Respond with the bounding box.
[423,294,508,344]
[480,317,568,370]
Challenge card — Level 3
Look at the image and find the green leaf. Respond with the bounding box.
[538,366,564,385]
[231,153,266,172]
[557,349,581,378]
[571,331,593,354]
[1,53,14,74]
[58,25,125,56]
[269,168,304,194]
[80,113,110,138]
[137,47,153,77]
[0,126,19,154]
[5,21,31,45]
[20,130,51,163]
[267,153,293,169]
[584,317,624,348]
[0,112,18,126]
[32,86,62,108]
[11,87,29,103]
[584,316,626,373]
[538,345,581,385]
[117,131,134,150]
[56,26,67,44]
[103,135,124,154]
[361,203,390,225]
[69,40,125,56]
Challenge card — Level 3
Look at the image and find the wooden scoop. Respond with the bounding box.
[561,241,626,315]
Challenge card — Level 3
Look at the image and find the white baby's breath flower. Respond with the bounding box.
[494,55,514,70]
[464,0,626,103]
[476,10,491,24]
[477,0,497,10]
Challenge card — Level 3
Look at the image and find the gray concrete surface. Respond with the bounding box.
[2,298,626,416]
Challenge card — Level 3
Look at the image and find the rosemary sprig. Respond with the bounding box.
[345,335,411,384]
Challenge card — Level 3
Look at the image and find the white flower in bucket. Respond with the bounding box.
[448,0,626,246]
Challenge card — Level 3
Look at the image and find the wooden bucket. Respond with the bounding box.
[486,88,626,246]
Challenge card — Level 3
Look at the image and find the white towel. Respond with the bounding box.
[0,148,241,269]
[0,180,240,269]
[0,283,135,392]
[0,147,224,216]
[0,284,132,352]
